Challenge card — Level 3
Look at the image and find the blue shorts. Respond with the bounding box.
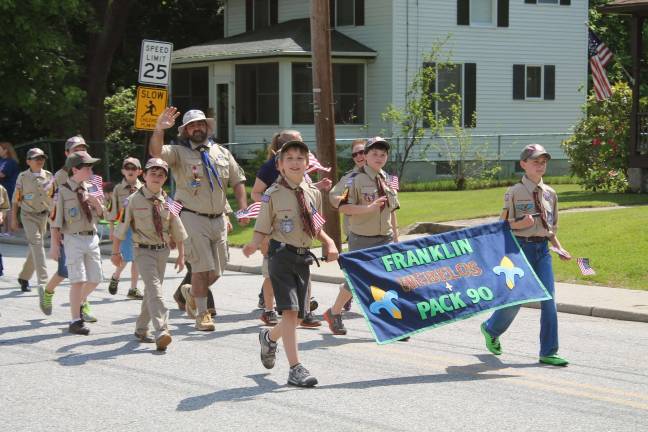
[57,243,68,278]
[120,227,134,262]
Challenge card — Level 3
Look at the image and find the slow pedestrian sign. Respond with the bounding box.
[134,86,168,131]
[138,39,173,86]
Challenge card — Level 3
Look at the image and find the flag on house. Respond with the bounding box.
[588,29,613,101]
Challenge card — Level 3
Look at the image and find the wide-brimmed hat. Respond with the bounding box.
[26,148,47,160]
[122,157,141,169]
[520,144,551,161]
[65,136,88,152]
[178,110,216,137]
[65,151,100,170]
[144,157,169,173]
[365,136,390,152]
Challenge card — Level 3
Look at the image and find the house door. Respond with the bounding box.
[215,83,229,144]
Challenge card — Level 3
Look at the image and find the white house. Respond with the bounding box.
[171,0,587,179]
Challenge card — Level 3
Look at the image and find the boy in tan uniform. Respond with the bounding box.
[323,137,400,336]
[112,158,187,351]
[243,140,339,387]
[11,148,54,292]
[50,151,105,335]
[108,156,143,299]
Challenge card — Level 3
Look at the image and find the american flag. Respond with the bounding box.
[306,152,331,174]
[577,257,596,276]
[88,175,104,198]
[588,30,613,101]
[310,203,326,232]
[388,174,400,191]
[235,202,261,219]
[165,197,183,216]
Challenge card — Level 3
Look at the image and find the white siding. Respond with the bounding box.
[225,0,246,36]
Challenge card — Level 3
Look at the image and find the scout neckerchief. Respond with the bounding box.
[195,140,223,191]
[63,181,92,222]
[279,177,316,238]
[533,187,550,230]
[139,188,165,241]
[362,166,388,211]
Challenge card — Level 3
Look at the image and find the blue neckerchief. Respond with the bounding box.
[197,142,223,190]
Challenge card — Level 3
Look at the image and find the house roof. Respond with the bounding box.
[172,18,377,64]
[599,0,648,15]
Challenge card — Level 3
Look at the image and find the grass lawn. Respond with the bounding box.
[226,185,648,289]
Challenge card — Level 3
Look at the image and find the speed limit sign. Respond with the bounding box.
[139,39,173,86]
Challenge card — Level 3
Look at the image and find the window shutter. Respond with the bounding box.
[330,0,336,27]
[524,0,537,4]
[513,64,525,100]
[560,0,571,5]
[463,63,477,128]
[355,0,365,26]
[246,0,253,31]
[457,0,469,26]
[270,0,278,25]
[497,0,509,27]
[544,65,555,100]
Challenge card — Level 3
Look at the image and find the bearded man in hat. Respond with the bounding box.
[149,107,249,331]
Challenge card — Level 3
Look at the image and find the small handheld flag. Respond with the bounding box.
[577,257,596,276]
[235,202,261,219]
[165,197,183,216]
[310,203,325,232]
[88,175,104,198]
[388,174,400,191]
[306,152,331,174]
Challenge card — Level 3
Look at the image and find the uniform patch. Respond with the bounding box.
[261,194,271,203]
[24,193,34,201]
[515,203,534,213]
[543,191,552,201]
[69,207,78,217]
[504,193,511,202]
[280,217,294,233]
[362,192,377,203]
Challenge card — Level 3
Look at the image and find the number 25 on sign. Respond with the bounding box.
[139,40,173,86]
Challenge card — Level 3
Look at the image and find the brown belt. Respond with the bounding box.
[135,243,167,250]
[181,207,223,219]
[72,230,96,236]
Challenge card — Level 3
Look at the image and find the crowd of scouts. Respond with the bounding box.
[0,106,572,388]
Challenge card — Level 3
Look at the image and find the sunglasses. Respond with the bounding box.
[29,157,46,161]
[351,151,365,158]
[123,165,139,171]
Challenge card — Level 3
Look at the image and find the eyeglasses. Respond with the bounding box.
[351,151,364,158]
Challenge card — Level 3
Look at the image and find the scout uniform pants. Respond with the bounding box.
[18,210,49,285]
[134,248,170,337]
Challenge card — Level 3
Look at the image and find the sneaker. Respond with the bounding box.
[323,308,347,335]
[257,289,265,309]
[38,286,53,315]
[300,311,321,328]
[309,297,319,312]
[259,329,277,369]
[69,320,90,335]
[108,276,119,295]
[343,298,352,312]
[81,301,97,323]
[181,284,197,319]
[195,311,215,331]
[155,333,172,351]
[480,323,501,355]
[127,288,144,300]
[173,286,186,311]
[539,354,569,367]
[19,278,30,292]
[260,310,279,326]
[208,308,217,318]
[134,331,155,343]
[288,364,318,388]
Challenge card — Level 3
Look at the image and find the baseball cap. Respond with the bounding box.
[65,136,88,152]
[365,136,390,152]
[278,140,309,155]
[65,151,100,170]
[520,144,551,161]
[122,157,141,169]
[144,158,169,173]
[26,148,47,160]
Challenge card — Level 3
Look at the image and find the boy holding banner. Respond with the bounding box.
[480,144,571,366]
[243,140,338,387]
[323,137,400,336]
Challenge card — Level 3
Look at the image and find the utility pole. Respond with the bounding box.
[310,0,341,249]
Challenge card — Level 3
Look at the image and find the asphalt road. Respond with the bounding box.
[1,243,647,431]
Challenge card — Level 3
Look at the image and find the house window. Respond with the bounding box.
[524,0,571,5]
[235,63,279,125]
[513,64,555,100]
[291,63,365,124]
[245,0,278,31]
[470,0,495,25]
[458,0,509,27]
[329,0,365,27]
[171,67,209,116]
[423,62,477,128]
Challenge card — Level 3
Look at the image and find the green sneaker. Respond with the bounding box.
[539,355,569,367]
[480,323,502,355]
[38,286,54,315]
[80,301,97,323]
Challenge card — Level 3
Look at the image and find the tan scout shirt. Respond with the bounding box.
[115,186,187,246]
[255,177,323,249]
[54,169,69,190]
[503,175,558,238]
[344,165,399,237]
[14,169,54,213]
[328,166,360,208]
[160,141,246,215]
[109,178,143,221]
[51,178,103,234]
[0,184,9,211]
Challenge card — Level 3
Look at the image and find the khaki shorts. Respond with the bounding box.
[180,211,228,274]
[64,233,103,284]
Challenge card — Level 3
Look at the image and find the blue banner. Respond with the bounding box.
[338,222,551,344]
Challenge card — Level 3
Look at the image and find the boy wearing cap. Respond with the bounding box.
[323,137,400,336]
[108,157,143,299]
[111,158,187,351]
[50,151,105,335]
[40,136,93,316]
[243,140,339,388]
[480,144,572,366]
[11,148,54,293]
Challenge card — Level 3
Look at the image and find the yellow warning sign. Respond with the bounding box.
[134,86,168,130]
